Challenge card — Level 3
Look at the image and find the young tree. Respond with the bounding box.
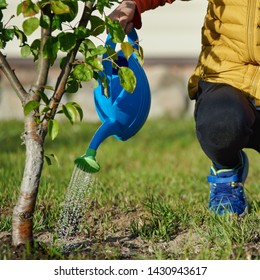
[0,0,138,247]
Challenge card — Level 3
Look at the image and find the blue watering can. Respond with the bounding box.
[75,29,151,173]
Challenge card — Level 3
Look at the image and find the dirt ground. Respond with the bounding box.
[0,209,259,260]
[0,230,202,260]
[0,209,201,260]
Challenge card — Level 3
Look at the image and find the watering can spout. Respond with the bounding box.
[74,120,120,173]
[89,120,120,151]
[74,148,100,173]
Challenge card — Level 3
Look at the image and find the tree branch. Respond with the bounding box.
[29,29,51,100]
[0,51,28,105]
[29,7,52,101]
[45,1,94,121]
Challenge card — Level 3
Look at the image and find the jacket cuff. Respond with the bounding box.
[132,4,142,29]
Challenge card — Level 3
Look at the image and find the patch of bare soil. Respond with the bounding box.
[0,209,188,259]
[1,209,259,260]
[0,231,180,260]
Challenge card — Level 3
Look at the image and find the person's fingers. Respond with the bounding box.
[118,13,130,30]
[108,1,136,33]
[124,22,134,34]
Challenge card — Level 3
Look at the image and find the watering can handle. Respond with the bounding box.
[102,28,140,92]
[104,28,139,57]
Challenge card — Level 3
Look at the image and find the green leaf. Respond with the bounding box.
[58,32,76,52]
[86,57,103,71]
[17,3,22,16]
[79,39,97,59]
[71,102,83,121]
[51,1,70,15]
[102,79,109,98]
[13,27,27,46]
[43,37,59,65]
[62,103,77,124]
[51,1,78,24]
[30,38,40,61]
[72,64,93,82]
[42,85,54,91]
[134,46,144,66]
[83,39,96,50]
[44,154,52,166]
[20,0,40,17]
[48,119,59,140]
[41,106,51,114]
[38,90,50,105]
[106,17,125,43]
[121,42,133,60]
[90,45,107,57]
[22,17,39,36]
[21,44,31,57]
[44,153,59,166]
[0,38,4,49]
[74,26,90,39]
[106,46,118,61]
[118,67,136,93]
[95,73,109,97]
[66,78,79,94]
[59,56,67,69]
[3,28,15,41]
[40,14,51,29]
[96,0,118,14]
[90,15,105,36]
[0,0,7,9]
[23,100,40,116]
[51,15,62,30]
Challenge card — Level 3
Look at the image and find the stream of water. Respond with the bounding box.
[56,165,95,251]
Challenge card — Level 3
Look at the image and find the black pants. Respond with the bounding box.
[194,81,260,168]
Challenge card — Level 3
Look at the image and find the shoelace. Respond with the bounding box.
[210,183,243,204]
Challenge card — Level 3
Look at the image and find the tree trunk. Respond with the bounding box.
[7,1,93,247]
[12,118,46,246]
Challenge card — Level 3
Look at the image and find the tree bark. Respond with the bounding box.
[4,1,94,247]
[12,119,46,246]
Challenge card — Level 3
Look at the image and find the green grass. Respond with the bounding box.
[0,118,259,259]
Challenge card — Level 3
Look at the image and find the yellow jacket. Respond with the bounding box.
[188,0,260,103]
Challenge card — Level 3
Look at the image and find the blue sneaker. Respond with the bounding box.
[207,151,249,216]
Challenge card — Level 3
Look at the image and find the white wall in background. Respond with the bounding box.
[138,0,207,58]
[2,1,207,58]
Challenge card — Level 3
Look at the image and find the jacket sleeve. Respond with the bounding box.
[132,0,190,29]
[134,0,175,13]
